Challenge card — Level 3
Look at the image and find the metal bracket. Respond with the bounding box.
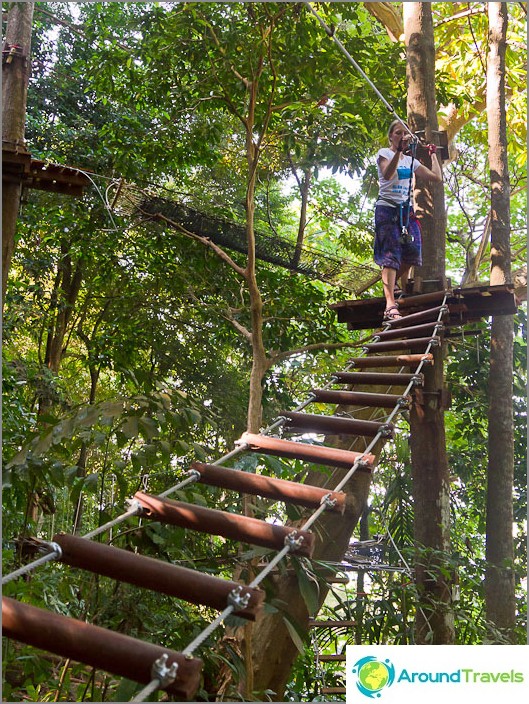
[151,653,178,688]
[186,469,201,482]
[379,424,394,438]
[320,493,337,510]
[227,585,251,612]
[2,44,26,66]
[284,530,305,551]
[125,498,144,515]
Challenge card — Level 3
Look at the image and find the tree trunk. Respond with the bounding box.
[2,1,34,309]
[404,2,454,644]
[485,1,516,640]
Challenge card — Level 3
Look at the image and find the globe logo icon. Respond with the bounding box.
[352,656,395,698]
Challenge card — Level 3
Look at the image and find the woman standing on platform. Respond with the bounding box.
[374,120,442,321]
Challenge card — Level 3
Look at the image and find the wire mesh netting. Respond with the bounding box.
[114,184,380,295]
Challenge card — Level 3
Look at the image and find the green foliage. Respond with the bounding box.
[2,2,527,701]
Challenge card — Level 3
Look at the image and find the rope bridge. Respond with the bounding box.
[114,183,380,295]
[4,289,458,700]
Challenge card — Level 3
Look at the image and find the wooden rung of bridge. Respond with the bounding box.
[191,462,346,513]
[134,491,315,557]
[388,304,448,327]
[321,686,346,694]
[319,654,346,662]
[311,388,410,409]
[53,533,264,619]
[348,353,433,368]
[281,411,394,439]
[238,432,375,470]
[362,336,441,354]
[374,321,443,341]
[332,370,423,386]
[2,597,203,699]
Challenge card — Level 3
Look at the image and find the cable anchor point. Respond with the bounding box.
[151,653,178,689]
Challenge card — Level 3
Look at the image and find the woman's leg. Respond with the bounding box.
[398,264,412,292]
[382,266,399,310]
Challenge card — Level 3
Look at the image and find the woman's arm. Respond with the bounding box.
[415,148,443,183]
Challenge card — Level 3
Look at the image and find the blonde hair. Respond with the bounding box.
[387,119,407,144]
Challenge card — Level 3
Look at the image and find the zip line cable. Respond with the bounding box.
[301,1,415,138]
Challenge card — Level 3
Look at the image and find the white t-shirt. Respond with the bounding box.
[376,148,420,206]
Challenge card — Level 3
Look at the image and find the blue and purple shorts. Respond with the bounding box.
[374,204,422,270]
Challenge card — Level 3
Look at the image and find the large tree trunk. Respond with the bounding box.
[404,2,455,644]
[485,2,516,640]
[2,1,34,309]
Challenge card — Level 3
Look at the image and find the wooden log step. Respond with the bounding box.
[237,432,375,470]
[319,654,346,662]
[332,371,423,386]
[362,336,441,353]
[388,304,447,328]
[281,411,394,439]
[311,389,410,409]
[309,619,356,628]
[53,533,264,620]
[2,597,202,699]
[190,462,346,513]
[322,687,346,694]
[398,289,449,308]
[348,353,433,368]
[375,321,443,341]
[134,491,315,558]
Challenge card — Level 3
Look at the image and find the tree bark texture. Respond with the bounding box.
[404,3,454,644]
[245,388,389,698]
[2,1,35,308]
[404,2,446,281]
[485,2,516,640]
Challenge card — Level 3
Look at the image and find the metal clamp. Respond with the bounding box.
[396,396,410,408]
[227,585,251,612]
[151,653,178,688]
[429,337,441,347]
[186,469,201,481]
[411,374,423,386]
[379,424,394,437]
[284,530,305,551]
[320,493,337,510]
[125,498,144,515]
[47,541,63,559]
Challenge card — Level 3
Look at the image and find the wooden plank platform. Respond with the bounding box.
[3,144,91,196]
[330,284,517,331]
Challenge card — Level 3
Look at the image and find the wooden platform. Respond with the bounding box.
[330,284,517,331]
[3,142,91,196]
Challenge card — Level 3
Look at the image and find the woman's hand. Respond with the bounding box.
[397,134,413,152]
